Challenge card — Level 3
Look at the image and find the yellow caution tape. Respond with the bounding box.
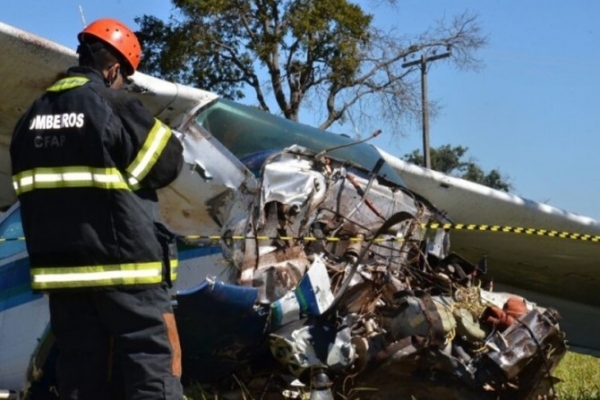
[2,222,600,243]
[424,223,600,242]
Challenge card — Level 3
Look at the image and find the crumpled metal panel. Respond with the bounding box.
[157,125,258,237]
[205,144,568,399]
[269,254,334,327]
[484,308,566,380]
[384,295,456,345]
[261,156,327,209]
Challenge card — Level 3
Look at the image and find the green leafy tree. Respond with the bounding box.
[404,144,512,192]
[135,1,486,132]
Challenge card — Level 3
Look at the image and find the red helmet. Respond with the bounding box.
[78,18,141,76]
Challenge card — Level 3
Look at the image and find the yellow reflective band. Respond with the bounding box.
[12,166,130,195]
[126,120,172,187]
[170,258,178,282]
[47,77,90,92]
[31,261,163,290]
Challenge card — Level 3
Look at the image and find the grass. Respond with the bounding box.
[554,351,600,400]
[182,351,600,400]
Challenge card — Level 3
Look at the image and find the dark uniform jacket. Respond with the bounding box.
[10,67,184,292]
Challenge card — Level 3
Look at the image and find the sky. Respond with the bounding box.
[2,0,600,220]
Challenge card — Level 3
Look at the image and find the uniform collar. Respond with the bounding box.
[66,66,106,85]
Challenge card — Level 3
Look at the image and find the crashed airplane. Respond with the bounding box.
[1,20,599,400]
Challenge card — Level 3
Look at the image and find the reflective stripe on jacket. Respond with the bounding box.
[10,67,183,291]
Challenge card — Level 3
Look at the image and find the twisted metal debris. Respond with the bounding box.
[190,145,567,399]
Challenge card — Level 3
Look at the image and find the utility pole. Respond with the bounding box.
[402,51,451,169]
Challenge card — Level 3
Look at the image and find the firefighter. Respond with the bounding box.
[10,18,184,400]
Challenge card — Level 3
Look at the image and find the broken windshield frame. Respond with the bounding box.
[194,98,406,187]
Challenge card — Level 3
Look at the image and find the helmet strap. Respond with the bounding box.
[77,41,119,88]
[105,65,121,88]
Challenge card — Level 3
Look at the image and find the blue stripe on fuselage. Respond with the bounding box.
[0,256,29,290]
[179,246,222,261]
[0,290,43,312]
[0,256,42,311]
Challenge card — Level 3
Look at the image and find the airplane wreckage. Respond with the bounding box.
[1,21,600,400]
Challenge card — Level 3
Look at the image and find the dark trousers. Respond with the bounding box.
[48,284,183,400]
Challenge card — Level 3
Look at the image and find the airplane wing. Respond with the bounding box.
[0,22,73,209]
[380,150,600,352]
